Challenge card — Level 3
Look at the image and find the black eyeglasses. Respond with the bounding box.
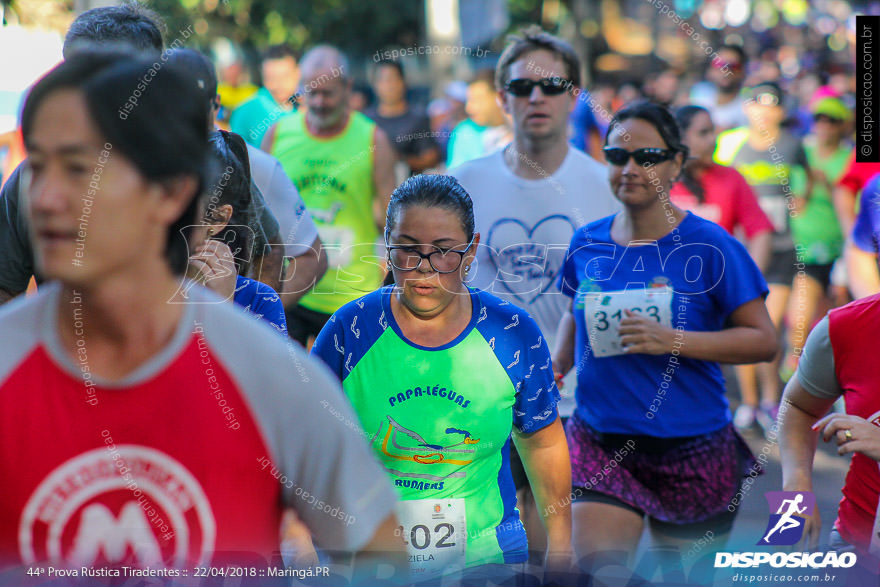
[504,77,572,97]
[385,235,475,274]
[603,147,677,166]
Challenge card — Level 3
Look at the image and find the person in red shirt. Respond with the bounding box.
[671,105,773,266]
[0,49,404,575]
[779,293,880,580]
[833,159,880,238]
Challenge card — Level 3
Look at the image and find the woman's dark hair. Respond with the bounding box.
[204,131,254,276]
[675,104,711,203]
[21,50,211,275]
[385,174,475,242]
[605,101,688,158]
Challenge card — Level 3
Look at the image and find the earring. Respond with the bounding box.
[464,265,471,274]
[207,228,214,236]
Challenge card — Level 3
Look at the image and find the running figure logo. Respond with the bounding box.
[759,491,816,545]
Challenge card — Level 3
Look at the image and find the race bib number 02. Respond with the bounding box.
[584,287,673,357]
[395,498,466,578]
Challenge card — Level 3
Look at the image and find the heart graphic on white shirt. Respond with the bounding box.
[485,215,576,304]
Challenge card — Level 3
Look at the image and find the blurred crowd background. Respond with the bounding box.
[0,0,874,181]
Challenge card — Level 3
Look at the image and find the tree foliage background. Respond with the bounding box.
[150,0,422,55]
[4,0,576,82]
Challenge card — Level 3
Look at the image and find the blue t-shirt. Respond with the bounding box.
[852,173,880,254]
[310,286,559,567]
[232,275,287,335]
[558,212,768,437]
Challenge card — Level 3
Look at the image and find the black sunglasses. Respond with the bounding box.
[603,147,678,166]
[813,114,843,124]
[504,77,572,97]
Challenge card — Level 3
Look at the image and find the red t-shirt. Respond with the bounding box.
[828,293,880,550]
[837,158,880,194]
[0,284,397,571]
[670,164,774,238]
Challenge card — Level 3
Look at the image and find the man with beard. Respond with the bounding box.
[263,45,396,347]
[690,44,749,132]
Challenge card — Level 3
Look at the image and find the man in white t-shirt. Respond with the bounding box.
[450,27,619,555]
[450,26,619,414]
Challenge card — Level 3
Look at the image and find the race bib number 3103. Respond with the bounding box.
[395,498,466,578]
[584,287,673,357]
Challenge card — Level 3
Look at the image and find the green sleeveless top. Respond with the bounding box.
[271,111,381,314]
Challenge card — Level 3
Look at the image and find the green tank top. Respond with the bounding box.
[271,111,381,314]
[790,144,850,264]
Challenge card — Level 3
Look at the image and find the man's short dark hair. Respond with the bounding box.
[373,60,405,82]
[717,44,747,65]
[495,25,581,91]
[262,44,298,63]
[63,0,165,59]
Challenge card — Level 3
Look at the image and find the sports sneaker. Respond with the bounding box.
[756,403,780,436]
[733,404,756,430]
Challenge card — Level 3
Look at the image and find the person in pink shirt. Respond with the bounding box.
[671,105,775,432]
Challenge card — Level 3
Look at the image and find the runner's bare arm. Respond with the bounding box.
[280,235,328,307]
[252,235,285,294]
[513,418,572,568]
[352,512,409,581]
[778,377,837,549]
[619,297,777,363]
[260,123,279,154]
[551,310,576,379]
[845,241,880,299]
[746,231,772,274]
[372,128,396,230]
[832,184,857,238]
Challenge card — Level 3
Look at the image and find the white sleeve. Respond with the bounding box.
[265,161,319,257]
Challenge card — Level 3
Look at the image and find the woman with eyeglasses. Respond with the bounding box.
[552,101,777,570]
[311,173,572,583]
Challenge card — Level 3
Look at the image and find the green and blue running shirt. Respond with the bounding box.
[311,286,560,569]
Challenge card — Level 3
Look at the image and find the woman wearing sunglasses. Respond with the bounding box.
[553,101,777,571]
[311,173,572,583]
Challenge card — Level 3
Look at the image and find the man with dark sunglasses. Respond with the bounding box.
[690,44,749,132]
[450,25,619,558]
